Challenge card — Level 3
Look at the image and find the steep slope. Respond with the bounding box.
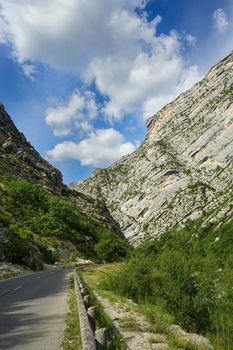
[72,52,233,244]
[0,104,64,194]
[0,105,120,230]
[0,106,125,268]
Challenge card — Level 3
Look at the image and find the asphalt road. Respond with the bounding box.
[0,268,73,350]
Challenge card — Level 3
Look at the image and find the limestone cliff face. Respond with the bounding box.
[71,52,233,244]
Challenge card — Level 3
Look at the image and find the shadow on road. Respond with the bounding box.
[0,268,72,349]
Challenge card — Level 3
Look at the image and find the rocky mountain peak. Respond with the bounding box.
[71,52,233,244]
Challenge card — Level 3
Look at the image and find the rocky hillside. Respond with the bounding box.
[72,52,233,244]
[0,105,119,230]
[0,107,125,268]
[0,105,64,194]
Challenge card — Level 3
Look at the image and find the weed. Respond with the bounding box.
[62,276,81,350]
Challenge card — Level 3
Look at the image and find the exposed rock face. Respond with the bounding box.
[0,106,64,194]
[71,52,233,244]
[0,106,121,241]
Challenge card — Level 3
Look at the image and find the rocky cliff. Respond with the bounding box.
[0,106,64,194]
[0,106,123,268]
[0,105,119,232]
[71,52,233,244]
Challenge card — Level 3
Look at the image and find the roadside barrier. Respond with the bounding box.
[74,272,106,350]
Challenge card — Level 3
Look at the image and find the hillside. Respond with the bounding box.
[0,106,127,269]
[72,52,233,244]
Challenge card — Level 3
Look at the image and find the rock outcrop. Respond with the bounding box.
[0,106,123,267]
[0,105,120,234]
[71,52,233,244]
[0,106,65,194]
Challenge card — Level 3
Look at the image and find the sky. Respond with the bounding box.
[0,0,232,184]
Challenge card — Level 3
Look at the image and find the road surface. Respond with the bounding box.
[0,268,72,349]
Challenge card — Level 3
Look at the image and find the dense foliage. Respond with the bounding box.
[102,217,233,349]
[0,177,128,266]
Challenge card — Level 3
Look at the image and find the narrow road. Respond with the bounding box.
[0,268,72,350]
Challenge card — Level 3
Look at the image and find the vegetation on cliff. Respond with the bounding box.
[101,216,233,349]
[0,176,129,268]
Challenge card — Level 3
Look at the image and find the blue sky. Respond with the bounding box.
[0,0,232,184]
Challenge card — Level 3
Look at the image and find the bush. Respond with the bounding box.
[0,176,124,266]
[0,210,11,225]
[40,247,60,265]
[5,224,32,263]
[7,179,48,210]
[102,217,233,348]
[94,231,129,262]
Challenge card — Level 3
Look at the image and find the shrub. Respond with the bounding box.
[94,231,129,262]
[102,217,233,348]
[0,176,124,266]
[5,224,32,263]
[40,247,60,265]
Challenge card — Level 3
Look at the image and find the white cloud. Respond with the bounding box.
[21,63,36,80]
[0,0,202,123]
[213,8,229,33]
[184,34,197,47]
[142,95,173,121]
[45,91,97,136]
[46,128,136,167]
[0,17,6,43]
[177,65,202,92]
[142,65,202,120]
[0,0,151,70]
[87,30,189,121]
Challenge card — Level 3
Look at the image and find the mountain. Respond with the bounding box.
[0,105,121,227]
[0,106,126,268]
[0,104,65,193]
[71,52,233,244]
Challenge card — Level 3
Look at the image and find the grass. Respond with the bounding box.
[148,335,165,344]
[79,269,127,350]
[168,334,197,350]
[167,334,211,350]
[62,276,81,350]
[119,316,143,332]
[81,264,133,307]
[81,264,174,335]
[0,271,21,280]
[138,304,174,333]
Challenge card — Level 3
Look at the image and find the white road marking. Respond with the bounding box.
[13,285,22,291]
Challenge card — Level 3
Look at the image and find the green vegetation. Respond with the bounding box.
[94,231,129,262]
[79,271,127,350]
[167,334,207,350]
[101,217,233,350]
[82,265,174,339]
[62,277,81,350]
[0,177,129,267]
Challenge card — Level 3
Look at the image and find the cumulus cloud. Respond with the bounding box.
[46,128,136,167]
[0,0,151,70]
[85,29,201,121]
[45,91,97,136]
[0,0,201,122]
[213,8,229,33]
[21,63,37,80]
[142,65,202,120]
[184,34,197,47]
